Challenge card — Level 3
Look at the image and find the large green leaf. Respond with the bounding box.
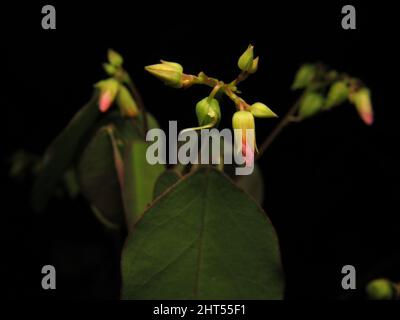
[31,91,100,211]
[76,126,125,230]
[153,170,181,199]
[123,141,165,229]
[77,113,160,229]
[122,167,284,299]
[236,164,264,205]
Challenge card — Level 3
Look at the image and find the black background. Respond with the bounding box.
[1,1,399,299]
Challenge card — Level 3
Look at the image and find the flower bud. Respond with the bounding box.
[196,97,221,126]
[250,102,278,118]
[325,81,349,109]
[145,60,183,88]
[95,78,120,112]
[103,63,117,76]
[291,64,317,90]
[232,111,256,167]
[232,110,255,131]
[299,92,324,119]
[117,85,139,117]
[238,45,254,72]
[349,88,374,125]
[248,56,259,74]
[366,279,394,300]
[107,49,124,67]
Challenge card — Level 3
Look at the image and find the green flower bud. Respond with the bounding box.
[107,49,124,67]
[325,81,349,109]
[196,97,221,126]
[103,63,117,76]
[145,60,183,88]
[299,92,324,119]
[238,45,254,72]
[366,279,394,300]
[250,102,278,118]
[248,56,259,74]
[232,110,255,131]
[116,85,139,118]
[232,111,257,166]
[291,64,317,90]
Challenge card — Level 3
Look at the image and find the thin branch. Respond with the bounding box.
[125,74,149,135]
[256,94,304,160]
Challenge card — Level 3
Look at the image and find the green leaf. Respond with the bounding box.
[122,167,284,299]
[76,126,125,229]
[31,91,100,212]
[153,170,181,199]
[76,111,159,229]
[236,164,264,205]
[123,141,165,229]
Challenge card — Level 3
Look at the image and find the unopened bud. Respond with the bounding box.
[291,64,317,90]
[117,85,139,117]
[103,63,117,76]
[349,88,374,126]
[232,111,256,167]
[232,110,255,131]
[248,56,259,74]
[145,60,183,88]
[196,97,221,127]
[95,78,120,112]
[238,45,254,72]
[250,102,278,118]
[325,81,349,109]
[107,49,124,67]
[299,92,324,119]
[366,279,394,300]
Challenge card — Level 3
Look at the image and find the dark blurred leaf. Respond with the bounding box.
[31,91,100,211]
[123,140,165,229]
[122,168,284,299]
[153,170,181,199]
[77,126,125,229]
[236,164,264,205]
[76,112,160,230]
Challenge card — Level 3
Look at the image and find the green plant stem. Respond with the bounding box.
[125,74,149,135]
[190,73,248,110]
[256,95,303,160]
[230,71,249,87]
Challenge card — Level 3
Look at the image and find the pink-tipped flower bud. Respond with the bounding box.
[232,111,256,167]
[349,88,374,125]
[95,78,120,112]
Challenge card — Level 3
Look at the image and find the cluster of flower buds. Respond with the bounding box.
[292,63,374,125]
[145,45,278,166]
[95,49,139,117]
